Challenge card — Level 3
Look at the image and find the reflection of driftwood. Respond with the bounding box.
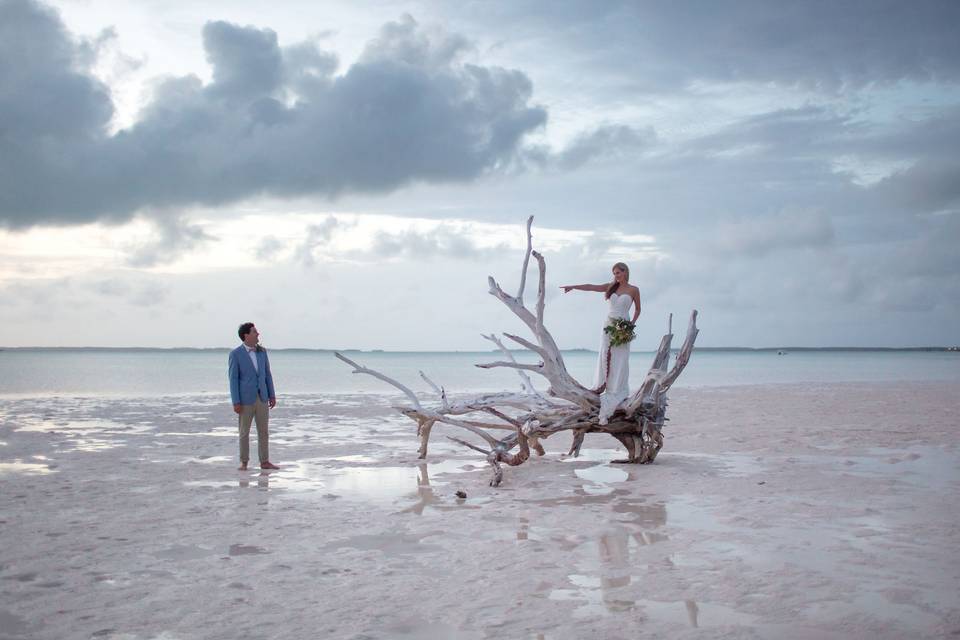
[336,217,699,486]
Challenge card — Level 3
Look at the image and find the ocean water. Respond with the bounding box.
[1,348,958,398]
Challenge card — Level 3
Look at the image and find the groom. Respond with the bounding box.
[228,322,279,471]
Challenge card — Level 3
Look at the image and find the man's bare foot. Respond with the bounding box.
[260,461,280,470]
[238,464,248,471]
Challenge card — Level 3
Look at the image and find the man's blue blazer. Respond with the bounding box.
[228,345,276,405]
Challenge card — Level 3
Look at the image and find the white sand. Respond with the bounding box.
[1,382,958,639]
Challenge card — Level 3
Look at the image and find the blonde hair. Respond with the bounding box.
[605,262,629,299]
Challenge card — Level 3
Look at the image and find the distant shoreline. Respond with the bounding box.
[1,346,957,353]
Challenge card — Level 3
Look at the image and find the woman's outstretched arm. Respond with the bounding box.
[560,283,608,293]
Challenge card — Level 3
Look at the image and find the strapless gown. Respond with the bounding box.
[593,293,632,423]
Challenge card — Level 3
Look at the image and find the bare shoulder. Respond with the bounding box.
[627,284,641,296]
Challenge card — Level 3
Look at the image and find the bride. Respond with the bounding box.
[561,262,641,424]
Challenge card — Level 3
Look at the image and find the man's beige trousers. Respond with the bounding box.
[238,398,269,464]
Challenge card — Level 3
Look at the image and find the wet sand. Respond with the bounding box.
[1,382,958,639]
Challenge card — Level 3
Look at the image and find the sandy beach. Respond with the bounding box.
[1,382,958,639]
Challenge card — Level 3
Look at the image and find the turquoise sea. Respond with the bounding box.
[1,348,958,398]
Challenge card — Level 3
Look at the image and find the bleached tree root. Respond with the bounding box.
[336,216,698,486]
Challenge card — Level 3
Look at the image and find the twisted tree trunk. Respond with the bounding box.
[336,216,699,486]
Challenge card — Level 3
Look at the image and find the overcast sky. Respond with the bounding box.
[1,0,958,349]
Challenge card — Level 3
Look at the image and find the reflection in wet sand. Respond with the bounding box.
[544,495,672,617]
[400,463,437,515]
[238,472,270,490]
[641,599,758,628]
[257,457,479,508]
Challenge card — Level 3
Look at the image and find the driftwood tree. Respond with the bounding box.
[336,217,699,486]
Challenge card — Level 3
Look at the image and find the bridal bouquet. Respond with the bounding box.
[604,317,636,347]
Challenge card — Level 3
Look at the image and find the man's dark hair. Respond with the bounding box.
[238,322,255,340]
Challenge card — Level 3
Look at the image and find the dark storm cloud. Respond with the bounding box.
[202,20,283,100]
[0,0,114,140]
[0,3,547,228]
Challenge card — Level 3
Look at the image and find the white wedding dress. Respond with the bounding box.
[593,293,632,424]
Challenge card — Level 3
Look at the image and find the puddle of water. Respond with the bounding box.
[179,456,481,507]
[575,465,629,484]
[320,532,441,555]
[65,437,125,452]
[183,480,239,489]
[329,454,379,463]
[323,466,421,500]
[186,455,232,465]
[269,458,477,499]
[0,460,56,475]
[266,460,394,495]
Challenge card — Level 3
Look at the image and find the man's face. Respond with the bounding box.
[244,326,260,345]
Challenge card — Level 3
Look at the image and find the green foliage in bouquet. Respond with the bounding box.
[604,317,636,347]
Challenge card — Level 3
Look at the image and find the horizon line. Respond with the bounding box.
[1,345,957,353]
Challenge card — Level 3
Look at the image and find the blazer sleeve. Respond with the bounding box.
[264,351,276,400]
[228,350,241,405]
